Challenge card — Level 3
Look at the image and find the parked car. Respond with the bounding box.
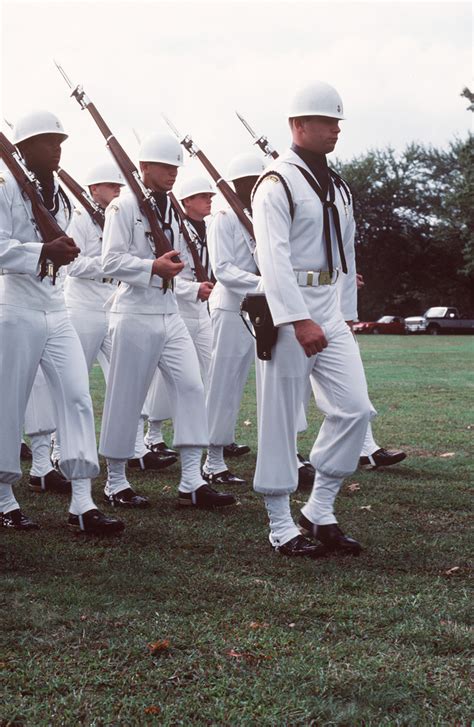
[423,307,474,335]
[353,316,406,335]
[404,315,427,334]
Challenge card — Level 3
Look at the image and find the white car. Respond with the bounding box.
[404,316,427,333]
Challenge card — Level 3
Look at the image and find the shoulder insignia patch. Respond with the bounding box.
[74,208,82,215]
[217,209,227,215]
[264,174,281,184]
[110,204,119,213]
[0,174,5,185]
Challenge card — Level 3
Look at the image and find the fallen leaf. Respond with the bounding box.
[249,621,269,630]
[226,649,244,659]
[360,505,372,511]
[148,639,170,655]
[347,483,361,493]
[144,706,161,715]
[444,566,460,576]
[288,623,296,628]
[225,648,271,663]
[243,420,252,426]
[439,452,455,458]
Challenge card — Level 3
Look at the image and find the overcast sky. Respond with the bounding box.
[1,0,472,190]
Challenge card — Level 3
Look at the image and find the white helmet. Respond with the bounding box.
[138,132,183,166]
[177,175,215,201]
[84,161,125,186]
[225,153,265,182]
[288,81,345,120]
[12,110,68,144]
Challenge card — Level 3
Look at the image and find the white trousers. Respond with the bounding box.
[0,305,99,484]
[254,316,374,497]
[67,307,112,378]
[99,312,208,458]
[206,309,254,446]
[24,366,56,436]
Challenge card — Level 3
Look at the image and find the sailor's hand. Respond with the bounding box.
[197,281,214,301]
[293,319,328,357]
[356,273,365,289]
[152,250,184,279]
[43,236,80,265]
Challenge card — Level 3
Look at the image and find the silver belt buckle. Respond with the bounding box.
[306,271,314,286]
[46,263,59,278]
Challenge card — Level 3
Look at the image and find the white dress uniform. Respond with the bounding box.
[64,208,115,375]
[206,207,259,448]
[174,217,213,388]
[252,149,374,529]
[98,191,208,480]
[0,169,99,512]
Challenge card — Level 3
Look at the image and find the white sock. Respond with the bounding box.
[105,458,130,495]
[133,416,148,458]
[360,421,379,457]
[144,419,165,447]
[264,494,300,547]
[0,483,20,514]
[50,431,61,465]
[301,471,342,526]
[30,433,53,477]
[179,446,205,493]
[203,444,226,475]
[69,478,96,515]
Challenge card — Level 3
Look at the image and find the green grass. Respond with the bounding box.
[1,336,473,726]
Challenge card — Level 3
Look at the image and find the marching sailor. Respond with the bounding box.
[99,132,236,510]
[203,153,265,486]
[252,81,374,557]
[0,110,124,534]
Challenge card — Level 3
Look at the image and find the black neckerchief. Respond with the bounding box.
[187,216,207,242]
[291,143,329,198]
[152,190,174,245]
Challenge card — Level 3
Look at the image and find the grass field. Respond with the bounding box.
[1,336,472,726]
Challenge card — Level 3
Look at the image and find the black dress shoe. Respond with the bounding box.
[299,515,361,555]
[0,509,39,530]
[297,453,314,474]
[68,509,125,535]
[202,469,247,486]
[359,448,407,468]
[20,442,32,460]
[223,442,250,458]
[178,484,236,508]
[29,469,71,494]
[128,451,177,471]
[104,486,150,508]
[297,464,315,490]
[273,534,327,558]
[147,441,179,458]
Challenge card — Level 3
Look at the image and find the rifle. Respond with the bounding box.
[162,114,255,240]
[0,130,69,283]
[168,193,210,283]
[235,111,279,160]
[57,167,105,230]
[55,61,179,289]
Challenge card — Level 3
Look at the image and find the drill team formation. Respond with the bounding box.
[0,68,408,557]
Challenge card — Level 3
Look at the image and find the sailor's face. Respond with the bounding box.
[183,193,214,219]
[144,162,179,192]
[21,133,64,172]
[298,116,341,154]
[90,182,123,208]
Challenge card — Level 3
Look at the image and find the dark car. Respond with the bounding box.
[353,316,406,335]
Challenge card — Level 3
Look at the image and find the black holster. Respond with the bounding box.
[240,293,278,361]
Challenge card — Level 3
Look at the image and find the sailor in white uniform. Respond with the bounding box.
[99,132,236,510]
[0,110,123,534]
[252,82,374,557]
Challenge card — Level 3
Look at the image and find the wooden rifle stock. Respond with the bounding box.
[168,193,209,283]
[0,131,68,282]
[57,168,105,229]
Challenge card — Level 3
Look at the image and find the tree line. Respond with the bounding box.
[334,134,473,320]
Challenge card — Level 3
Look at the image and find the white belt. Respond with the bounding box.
[0,266,60,279]
[295,270,339,287]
